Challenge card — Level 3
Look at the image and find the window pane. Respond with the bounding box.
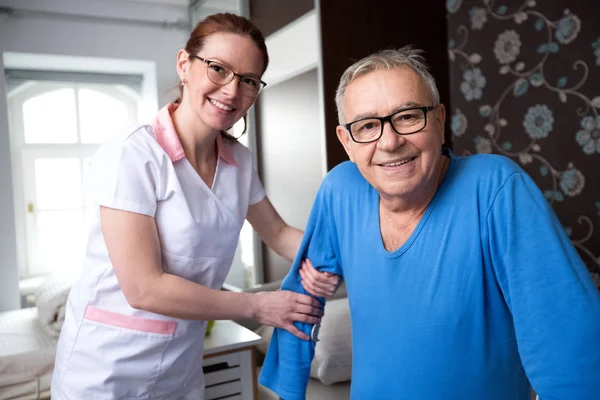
[239,220,255,269]
[35,158,82,210]
[23,88,78,143]
[82,157,95,222]
[33,210,86,276]
[233,118,247,146]
[79,89,131,144]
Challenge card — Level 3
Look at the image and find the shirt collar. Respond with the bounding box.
[152,103,238,167]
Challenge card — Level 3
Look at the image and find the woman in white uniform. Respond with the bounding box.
[51,13,339,400]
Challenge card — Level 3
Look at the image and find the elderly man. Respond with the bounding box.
[259,47,600,400]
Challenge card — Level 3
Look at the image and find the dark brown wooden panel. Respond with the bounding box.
[249,0,314,37]
[318,0,451,170]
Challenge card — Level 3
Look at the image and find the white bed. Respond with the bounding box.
[0,307,55,400]
[0,273,73,400]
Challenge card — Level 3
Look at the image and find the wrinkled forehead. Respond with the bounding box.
[344,66,433,117]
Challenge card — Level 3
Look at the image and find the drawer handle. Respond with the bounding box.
[203,362,231,374]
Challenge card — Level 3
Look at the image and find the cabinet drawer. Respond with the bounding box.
[205,365,241,386]
[205,379,242,399]
[203,348,255,400]
[204,351,241,368]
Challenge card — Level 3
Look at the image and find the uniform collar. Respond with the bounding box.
[152,103,238,167]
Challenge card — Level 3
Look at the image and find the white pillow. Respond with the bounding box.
[35,273,76,338]
[255,297,352,385]
[310,298,352,384]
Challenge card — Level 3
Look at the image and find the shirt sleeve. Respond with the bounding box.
[248,165,266,205]
[89,134,161,217]
[259,184,342,400]
[487,172,600,399]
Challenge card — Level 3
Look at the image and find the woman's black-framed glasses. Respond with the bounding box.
[345,106,437,143]
[189,55,267,97]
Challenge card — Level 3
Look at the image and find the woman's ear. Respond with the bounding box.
[176,49,190,83]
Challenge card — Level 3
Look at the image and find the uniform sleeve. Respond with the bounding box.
[259,184,342,400]
[487,172,600,399]
[248,165,266,205]
[89,136,161,217]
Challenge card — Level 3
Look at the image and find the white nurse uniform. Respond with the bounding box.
[51,103,265,400]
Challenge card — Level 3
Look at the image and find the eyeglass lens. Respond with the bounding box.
[206,62,262,96]
[351,108,427,142]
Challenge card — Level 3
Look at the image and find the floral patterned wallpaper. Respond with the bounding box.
[446,0,600,288]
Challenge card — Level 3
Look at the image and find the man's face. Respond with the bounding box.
[336,66,446,203]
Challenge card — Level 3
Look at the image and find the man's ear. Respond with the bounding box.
[336,125,355,163]
[176,49,190,83]
[435,103,446,146]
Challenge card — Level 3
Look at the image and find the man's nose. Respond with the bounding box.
[377,121,406,150]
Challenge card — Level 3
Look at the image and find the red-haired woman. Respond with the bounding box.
[51,13,339,400]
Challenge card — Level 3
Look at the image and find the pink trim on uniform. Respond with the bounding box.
[153,103,185,162]
[84,305,177,335]
[215,133,237,166]
[153,103,238,167]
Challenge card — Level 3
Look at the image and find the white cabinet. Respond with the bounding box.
[203,321,261,400]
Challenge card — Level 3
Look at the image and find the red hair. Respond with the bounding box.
[185,13,268,73]
[175,13,268,140]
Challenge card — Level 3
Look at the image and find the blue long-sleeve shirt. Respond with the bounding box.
[260,152,600,400]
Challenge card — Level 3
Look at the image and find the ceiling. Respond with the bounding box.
[108,0,242,8]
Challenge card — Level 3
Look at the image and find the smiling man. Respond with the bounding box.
[259,46,600,400]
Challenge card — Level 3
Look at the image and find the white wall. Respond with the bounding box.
[256,69,324,282]
[0,0,190,310]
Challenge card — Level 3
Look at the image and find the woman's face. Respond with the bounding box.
[178,32,265,132]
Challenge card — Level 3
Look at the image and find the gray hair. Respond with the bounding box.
[335,45,440,125]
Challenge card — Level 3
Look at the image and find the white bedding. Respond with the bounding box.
[34,274,73,339]
[0,308,56,400]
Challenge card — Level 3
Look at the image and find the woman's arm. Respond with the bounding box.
[100,206,323,340]
[246,197,302,262]
[247,197,341,298]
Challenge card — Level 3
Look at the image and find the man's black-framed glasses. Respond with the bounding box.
[345,106,437,143]
[189,55,267,97]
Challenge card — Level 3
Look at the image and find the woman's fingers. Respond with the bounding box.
[280,292,321,340]
[291,293,324,315]
[300,265,336,290]
[299,268,319,294]
[299,261,338,297]
[302,259,341,286]
[300,272,335,298]
[294,303,324,318]
[303,259,334,283]
[291,313,321,325]
[256,291,324,340]
[301,277,335,298]
[284,323,310,340]
[299,272,330,298]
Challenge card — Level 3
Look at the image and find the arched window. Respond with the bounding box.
[8,81,140,278]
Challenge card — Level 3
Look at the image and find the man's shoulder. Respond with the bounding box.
[315,161,369,202]
[453,153,523,182]
[323,161,365,185]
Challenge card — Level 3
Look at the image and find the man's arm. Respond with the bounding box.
[487,172,600,399]
[259,184,342,400]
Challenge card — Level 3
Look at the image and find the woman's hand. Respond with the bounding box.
[299,258,342,299]
[252,290,324,340]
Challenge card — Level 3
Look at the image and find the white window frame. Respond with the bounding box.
[8,81,140,279]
